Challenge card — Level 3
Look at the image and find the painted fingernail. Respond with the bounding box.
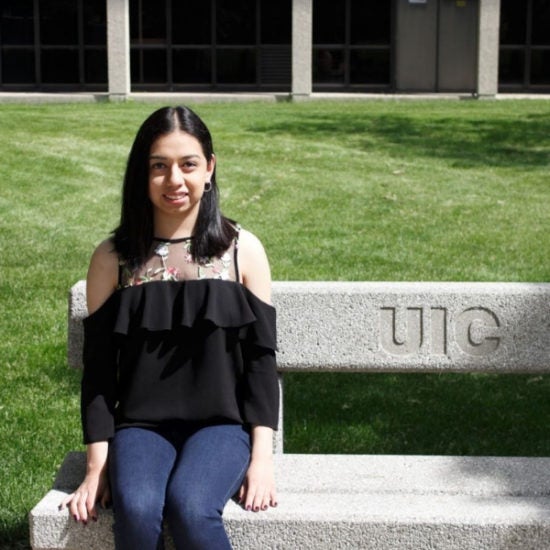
[262,505,268,511]
[246,505,251,511]
[254,506,259,512]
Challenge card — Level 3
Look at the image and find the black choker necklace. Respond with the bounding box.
[153,236,193,243]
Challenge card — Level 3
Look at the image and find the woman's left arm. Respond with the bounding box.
[239,425,277,511]
[238,229,272,303]
[237,229,278,511]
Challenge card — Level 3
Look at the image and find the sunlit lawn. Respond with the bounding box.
[1,98,549,547]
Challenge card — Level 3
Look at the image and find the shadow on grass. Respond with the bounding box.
[0,522,31,549]
[284,372,550,456]
[249,111,550,169]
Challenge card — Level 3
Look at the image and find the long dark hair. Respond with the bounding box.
[112,106,236,266]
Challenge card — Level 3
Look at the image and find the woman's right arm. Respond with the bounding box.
[60,441,110,523]
[59,240,119,523]
[85,239,120,315]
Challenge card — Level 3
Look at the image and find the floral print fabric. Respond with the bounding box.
[119,235,238,288]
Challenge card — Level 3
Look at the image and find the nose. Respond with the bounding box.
[168,163,185,185]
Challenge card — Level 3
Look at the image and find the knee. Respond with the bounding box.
[168,492,221,526]
[165,482,232,548]
[112,492,165,549]
[114,489,165,526]
[166,490,226,540]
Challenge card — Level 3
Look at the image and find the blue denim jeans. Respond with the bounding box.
[109,422,251,550]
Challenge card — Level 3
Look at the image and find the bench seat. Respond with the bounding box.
[31,452,550,549]
[30,281,550,548]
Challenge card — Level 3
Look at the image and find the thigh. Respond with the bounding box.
[167,424,251,510]
[109,427,177,511]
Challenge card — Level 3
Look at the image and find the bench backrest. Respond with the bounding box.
[69,280,550,374]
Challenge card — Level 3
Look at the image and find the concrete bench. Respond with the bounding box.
[31,281,550,549]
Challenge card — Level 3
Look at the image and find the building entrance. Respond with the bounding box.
[395,0,478,93]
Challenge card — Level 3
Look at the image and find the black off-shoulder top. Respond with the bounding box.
[80,233,279,444]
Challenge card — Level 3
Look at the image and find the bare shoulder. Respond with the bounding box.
[238,228,267,256]
[237,229,272,304]
[86,238,119,315]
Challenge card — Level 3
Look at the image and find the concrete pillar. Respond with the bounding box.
[292,0,312,97]
[107,0,131,100]
[477,0,501,97]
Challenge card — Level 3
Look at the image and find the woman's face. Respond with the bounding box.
[148,130,215,225]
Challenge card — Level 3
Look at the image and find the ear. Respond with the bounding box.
[206,154,216,180]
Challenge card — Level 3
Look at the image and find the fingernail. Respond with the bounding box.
[246,505,251,511]
[73,515,78,523]
[262,505,268,511]
[254,506,259,512]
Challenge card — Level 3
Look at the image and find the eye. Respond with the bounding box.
[181,161,198,171]
[150,162,166,171]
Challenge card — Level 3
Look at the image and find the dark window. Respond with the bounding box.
[39,0,78,46]
[260,47,291,84]
[532,0,550,46]
[531,50,550,84]
[142,0,167,43]
[173,49,212,83]
[85,49,108,83]
[131,0,167,43]
[1,0,34,45]
[217,49,255,84]
[313,49,345,84]
[41,49,79,83]
[499,1,527,44]
[499,0,550,91]
[0,0,107,90]
[1,49,35,83]
[313,0,345,44]
[350,0,391,46]
[216,0,255,45]
[350,49,390,84]
[131,0,290,91]
[172,0,211,45]
[313,0,392,91]
[84,2,107,45]
[142,49,167,83]
[261,0,291,44]
[499,49,524,84]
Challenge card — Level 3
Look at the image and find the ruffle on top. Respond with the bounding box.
[81,279,279,444]
[108,279,276,350]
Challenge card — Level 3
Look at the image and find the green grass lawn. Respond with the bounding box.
[1,99,549,547]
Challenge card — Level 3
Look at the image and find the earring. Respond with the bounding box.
[204,181,212,193]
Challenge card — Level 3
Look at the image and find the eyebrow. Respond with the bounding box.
[149,154,202,160]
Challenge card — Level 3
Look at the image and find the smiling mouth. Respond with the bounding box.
[164,194,188,200]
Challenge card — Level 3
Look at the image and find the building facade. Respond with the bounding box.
[0,0,548,97]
